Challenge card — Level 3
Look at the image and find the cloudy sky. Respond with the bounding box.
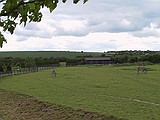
[1,0,160,52]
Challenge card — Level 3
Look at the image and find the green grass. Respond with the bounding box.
[0,65,160,120]
[0,51,101,58]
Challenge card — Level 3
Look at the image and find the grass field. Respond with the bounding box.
[0,51,101,58]
[0,64,160,120]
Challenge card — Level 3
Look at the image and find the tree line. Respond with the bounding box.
[0,52,160,72]
[0,56,84,72]
[113,54,160,64]
[107,50,160,56]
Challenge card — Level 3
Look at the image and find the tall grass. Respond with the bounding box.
[0,65,160,120]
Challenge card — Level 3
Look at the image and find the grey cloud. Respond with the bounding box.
[16,36,29,42]
[54,29,89,37]
[131,22,160,37]
[57,1,145,34]
[88,16,142,33]
[15,30,53,41]
[91,0,160,36]
[25,23,40,30]
[15,0,160,40]
[15,23,54,41]
[132,29,160,38]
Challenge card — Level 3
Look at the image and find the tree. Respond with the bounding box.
[101,53,106,57]
[25,57,36,68]
[2,63,7,72]
[0,0,88,47]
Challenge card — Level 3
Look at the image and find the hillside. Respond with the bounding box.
[0,51,102,58]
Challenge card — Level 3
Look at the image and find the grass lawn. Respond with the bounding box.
[0,64,160,120]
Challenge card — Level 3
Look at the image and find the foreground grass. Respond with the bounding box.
[0,65,160,120]
[0,89,120,120]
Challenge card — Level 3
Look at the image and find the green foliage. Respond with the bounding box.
[101,53,106,57]
[0,0,88,47]
[66,58,84,66]
[2,63,7,72]
[15,61,22,68]
[35,57,60,66]
[111,51,160,64]
[0,32,7,48]
[24,57,36,68]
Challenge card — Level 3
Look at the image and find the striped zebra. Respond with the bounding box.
[51,69,56,77]
[137,66,147,74]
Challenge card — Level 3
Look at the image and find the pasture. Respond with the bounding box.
[0,64,160,120]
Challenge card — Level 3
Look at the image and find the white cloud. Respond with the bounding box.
[54,19,89,36]
[1,0,160,51]
[2,32,160,52]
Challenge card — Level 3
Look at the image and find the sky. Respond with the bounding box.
[1,0,160,52]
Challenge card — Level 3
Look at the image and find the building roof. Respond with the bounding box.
[84,57,111,61]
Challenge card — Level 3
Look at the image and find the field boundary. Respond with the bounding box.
[0,65,59,77]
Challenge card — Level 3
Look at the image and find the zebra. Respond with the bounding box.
[51,69,56,77]
[137,66,147,74]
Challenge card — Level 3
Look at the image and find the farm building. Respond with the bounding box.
[84,57,114,64]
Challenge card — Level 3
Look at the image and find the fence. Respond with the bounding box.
[0,64,60,77]
[0,67,38,77]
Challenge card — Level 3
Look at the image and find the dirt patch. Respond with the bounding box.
[0,89,123,120]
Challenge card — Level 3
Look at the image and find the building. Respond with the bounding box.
[84,57,114,64]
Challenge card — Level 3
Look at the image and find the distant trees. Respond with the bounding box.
[35,57,60,66]
[0,56,85,68]
[112,54,160,64]
[25,57,36,68]
[114,56,128,63]
[0,57,61,71]
[2,63,7,72]
[140,54,160,63]
[101,53,106,57]
[66,58,84,66]
[0,51,160,70]
[107,50,159,56]
[0,62,12,73]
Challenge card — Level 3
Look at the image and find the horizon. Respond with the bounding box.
[0,49,160,53]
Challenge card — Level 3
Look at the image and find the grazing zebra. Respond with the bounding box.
[137,66,147,74]
[51,69,56,77]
